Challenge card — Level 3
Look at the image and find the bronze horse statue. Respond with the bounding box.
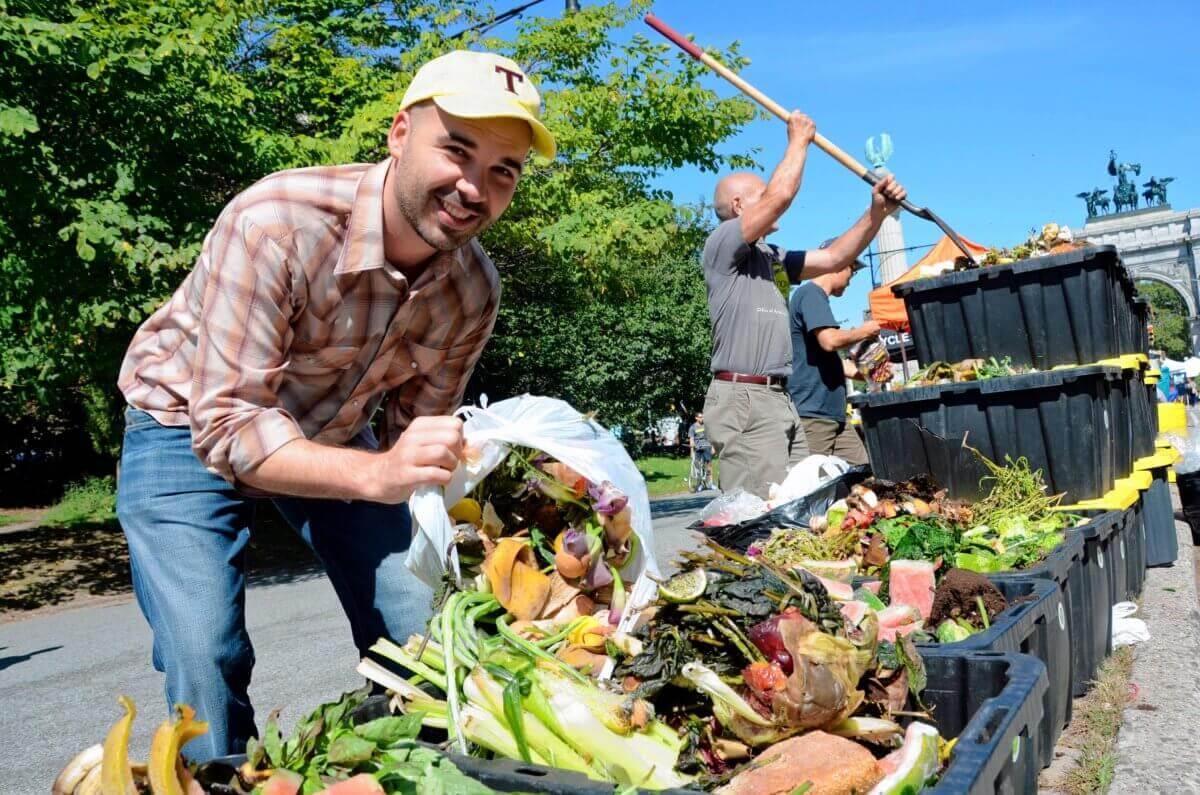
[1142,176,1174,207]
[1077,188,1111,217]
[1109,150,1141,213]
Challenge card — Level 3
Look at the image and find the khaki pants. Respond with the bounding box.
[799,417,869,467]
[703,378,809,499]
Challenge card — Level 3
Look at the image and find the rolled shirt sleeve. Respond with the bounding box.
[188,209,306,484]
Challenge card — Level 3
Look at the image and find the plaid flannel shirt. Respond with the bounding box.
[118,159,499,484]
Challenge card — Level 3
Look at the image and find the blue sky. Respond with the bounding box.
[505,1,1200,323]
[633,0,1200,322]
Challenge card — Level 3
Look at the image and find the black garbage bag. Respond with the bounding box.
[690,466,871,552]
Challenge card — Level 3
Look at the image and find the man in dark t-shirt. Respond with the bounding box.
[788,251,879,466]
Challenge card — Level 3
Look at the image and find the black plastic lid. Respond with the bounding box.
[848,364,1122,408]
[892,245,1120,299]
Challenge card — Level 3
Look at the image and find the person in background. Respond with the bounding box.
[688,411,714,491]
[700,110,906,497]
[788,243,881,467]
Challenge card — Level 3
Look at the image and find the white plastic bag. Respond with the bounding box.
[696,488,768,527]
[1112,601,1150,647]
[405,395,659,593]
[767,454,851,508]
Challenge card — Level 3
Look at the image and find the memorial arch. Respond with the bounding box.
[1078,205,1200,354]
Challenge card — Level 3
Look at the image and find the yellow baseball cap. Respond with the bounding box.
[400,50,556,160]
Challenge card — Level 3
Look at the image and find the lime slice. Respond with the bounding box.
[659,569,707,603]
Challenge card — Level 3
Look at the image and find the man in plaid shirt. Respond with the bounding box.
[115,50,555,758]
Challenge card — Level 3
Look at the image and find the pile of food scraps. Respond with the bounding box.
[908,356,1028,387]
[976,223,1082,267]
[63,434,1027,793]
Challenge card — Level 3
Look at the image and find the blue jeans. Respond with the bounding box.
[116,408,432,760]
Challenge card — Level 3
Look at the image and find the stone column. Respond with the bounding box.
[876,208,908,284]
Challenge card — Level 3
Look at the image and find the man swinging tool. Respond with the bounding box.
[700,112,905,498]
[115,50,554,760]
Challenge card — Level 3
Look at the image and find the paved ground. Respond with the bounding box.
[0,494,710,794]
[1109,495,1200,793]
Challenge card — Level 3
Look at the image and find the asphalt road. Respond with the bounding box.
[0,493,711,794]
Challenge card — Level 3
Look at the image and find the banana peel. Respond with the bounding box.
[101,695,137,795]
[148,704,209,795]
[53,744,103,795]
[481,537,550,620]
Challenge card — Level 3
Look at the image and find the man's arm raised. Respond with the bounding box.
[739,111,816,243]
[794,175,908,280]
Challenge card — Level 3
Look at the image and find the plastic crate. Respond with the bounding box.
[1115,269,1136,355]
[1132,363,1158,459]
[1132,297,1151,355]
[203,657,1049,795]
[1141,464,1180,567]
[850,365,1122,503]
[894,246,1124,369]
[988,531,1095,697]
[1108,367,1133,479]
[1099,507,1133,604]
[1126,500,1147,598]
[917,578,1068,771]
[1067,511,1120,680]
[923,651,1049,795]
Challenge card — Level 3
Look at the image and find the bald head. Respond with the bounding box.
[713,172,766,221]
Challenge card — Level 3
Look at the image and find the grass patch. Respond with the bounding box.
[43,476,117,528]
[0,514,28,528]
[1060,645,1135,794]
[636,455,718,497]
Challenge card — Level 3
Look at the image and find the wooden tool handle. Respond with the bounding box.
[645,13,867,178]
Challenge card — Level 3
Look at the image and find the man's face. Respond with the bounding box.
[696,413,703,424]
[388,103,532,251]
[830,267,856,297]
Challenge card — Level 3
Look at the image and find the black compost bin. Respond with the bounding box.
[988,529,1095,697]
[894,245,1124,369]
[1131,362,1157,460]
[1132,297,1151,355]
[1108,366,1134,480]
[917,578,1069,771]
[1141,463,1179,567]
[1126,499,1147,598]
[202,654,1049,795]
[922,650,1049,795]
[1070,510,1121,667]
[1178,469,1200,545]
[851,365,1122,503]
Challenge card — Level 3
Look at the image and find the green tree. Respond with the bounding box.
[1137,281,1193,360]
[0,0,752,467]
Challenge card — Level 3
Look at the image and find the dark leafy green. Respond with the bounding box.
[875,515,961,561]
[230,686,496,795]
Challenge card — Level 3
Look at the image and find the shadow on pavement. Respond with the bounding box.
[0,494,724,616]
[0,504,324,616]
[0,643,63,671]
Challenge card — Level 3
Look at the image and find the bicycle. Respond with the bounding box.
[687,448,713,493]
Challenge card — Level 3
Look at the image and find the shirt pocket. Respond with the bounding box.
[286,344,359,375]
[382,339,451,389]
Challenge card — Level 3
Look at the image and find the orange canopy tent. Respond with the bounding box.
[868,234,990,331]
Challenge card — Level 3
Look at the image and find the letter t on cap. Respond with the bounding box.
[495,64,525,94]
